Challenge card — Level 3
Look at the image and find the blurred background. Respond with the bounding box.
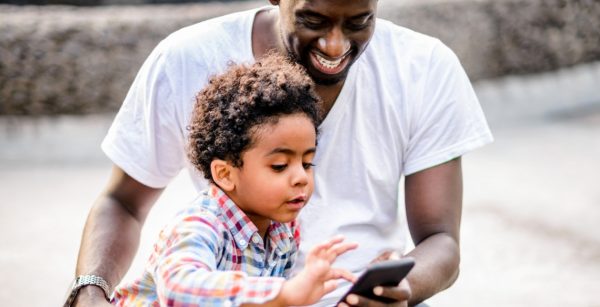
[1,0,599,306]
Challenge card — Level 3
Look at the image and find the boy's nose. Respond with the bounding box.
[291,165,309,186]
[317,27,350,59]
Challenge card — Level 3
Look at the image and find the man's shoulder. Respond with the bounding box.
[140,8,257,84]
[373,18,442,52]
[158,8,257,55]
[364,18,459,74]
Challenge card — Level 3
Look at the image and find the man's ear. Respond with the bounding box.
[211,159,236,192]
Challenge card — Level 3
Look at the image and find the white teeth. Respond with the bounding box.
[315,53,344,69]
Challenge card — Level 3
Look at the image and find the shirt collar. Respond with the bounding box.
[208,185,294,253]
[268,221,296,256]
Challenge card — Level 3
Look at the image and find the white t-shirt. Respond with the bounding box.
[103,6,493,304]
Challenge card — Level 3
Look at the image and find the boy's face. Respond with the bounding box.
[276,0,377,86]
[229,113,317,230]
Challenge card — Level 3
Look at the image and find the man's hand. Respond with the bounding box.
[278,236,358,306]
[338,250,412,307]
[338,278,411,307]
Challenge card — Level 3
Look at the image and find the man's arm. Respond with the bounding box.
[340,158,463,307]
[404,157,462,305]
[72,165,164,306]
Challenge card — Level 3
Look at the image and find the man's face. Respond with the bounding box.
[277,0,377,86]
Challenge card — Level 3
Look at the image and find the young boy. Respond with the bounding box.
[111,54,357,306]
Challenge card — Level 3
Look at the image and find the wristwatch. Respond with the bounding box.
[63,275,111,307]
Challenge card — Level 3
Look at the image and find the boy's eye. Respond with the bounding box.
[271,164,287,172]
[303,163,315,170]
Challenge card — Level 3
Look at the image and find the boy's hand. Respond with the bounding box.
[279,236,358,306]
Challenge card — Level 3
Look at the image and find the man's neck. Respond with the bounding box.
[252,7,280,60]
[315,83,344,117]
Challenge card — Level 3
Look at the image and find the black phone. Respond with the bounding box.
[338,257,415,304]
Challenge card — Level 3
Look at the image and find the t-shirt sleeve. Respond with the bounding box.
[403,41,494,175]
[101,41,186,188]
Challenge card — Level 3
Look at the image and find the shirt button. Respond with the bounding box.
[239,239,246,246]
[252,235,261,244]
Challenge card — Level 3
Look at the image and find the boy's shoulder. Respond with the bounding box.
[163,191,229,239]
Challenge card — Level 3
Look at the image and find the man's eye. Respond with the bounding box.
[298,17,326,29]
[303,163,315,170]
[271,164,287,171]
[346,16,372,31]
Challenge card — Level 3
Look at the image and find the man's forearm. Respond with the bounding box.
[405,232,460,306]
[74,196,145,305]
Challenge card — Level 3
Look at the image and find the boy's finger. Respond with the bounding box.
[314,235,345,252]
[311,238,337,253]
[331,242,359,256]
[324,242,358,262]
[324,235,345,246]
[370,249,401,264]
[329,268,356,283]
[323,280,338,294]
[388,251,401,260]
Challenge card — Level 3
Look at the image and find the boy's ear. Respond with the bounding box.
[211,159,235,192]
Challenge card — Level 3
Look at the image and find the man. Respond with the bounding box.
[67,0,493,306]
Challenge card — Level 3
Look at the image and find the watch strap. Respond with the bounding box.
[64,275,111,307]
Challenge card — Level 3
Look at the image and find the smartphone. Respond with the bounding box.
[338,257,415,304]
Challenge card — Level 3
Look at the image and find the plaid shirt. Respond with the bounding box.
[112,185,300,306]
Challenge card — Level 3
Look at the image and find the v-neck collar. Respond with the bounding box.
[318,61,359,131]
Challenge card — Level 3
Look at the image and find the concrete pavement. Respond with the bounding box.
[1,61,599,306]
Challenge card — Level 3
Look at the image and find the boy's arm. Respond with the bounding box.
[149,212,287,306]
[72,165,164,306]
[149,220,356,307]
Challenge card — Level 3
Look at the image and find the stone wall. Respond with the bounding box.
[1,0,599,115]
[380,0,600,80]
[0,1,263,115]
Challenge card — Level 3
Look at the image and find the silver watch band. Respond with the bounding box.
[64,275,111,307]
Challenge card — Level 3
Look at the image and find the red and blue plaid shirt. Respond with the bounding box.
[112,185,300,306]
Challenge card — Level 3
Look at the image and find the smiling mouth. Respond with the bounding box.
[310,51,351,75]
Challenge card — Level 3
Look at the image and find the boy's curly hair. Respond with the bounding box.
[187,53,322,182]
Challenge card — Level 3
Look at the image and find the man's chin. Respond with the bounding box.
[310,70,348,86]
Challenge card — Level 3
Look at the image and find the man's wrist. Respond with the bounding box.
[71,285,110,307]
[64,275,111,307]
